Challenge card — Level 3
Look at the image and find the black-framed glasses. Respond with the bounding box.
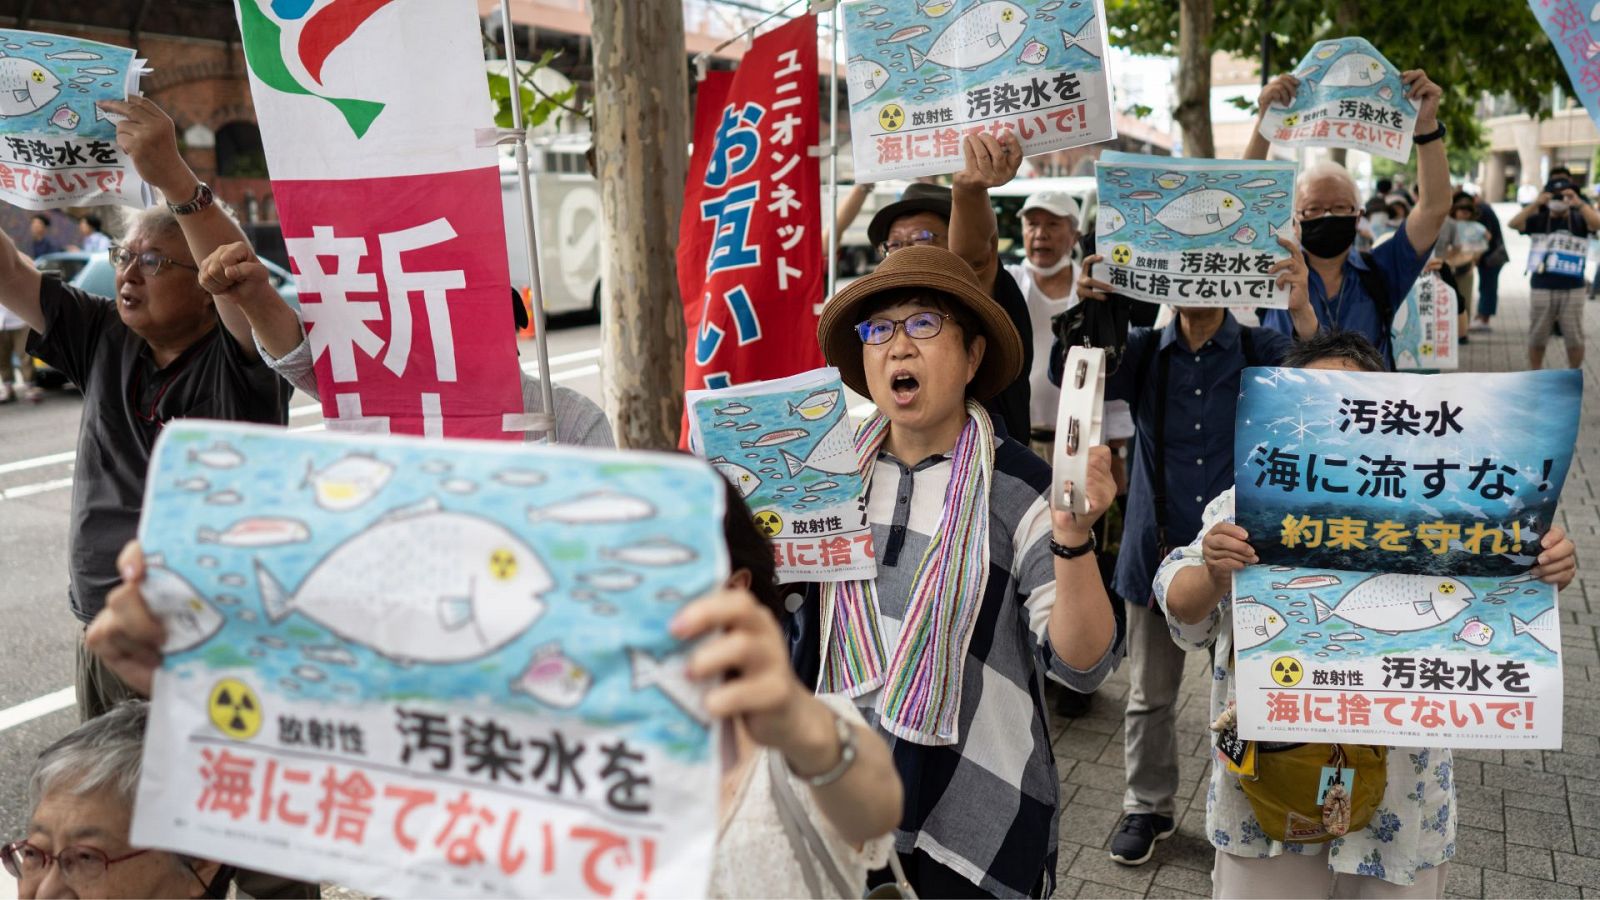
[878,230,939,256]
[856,311,951,345]
[1296,204,1359,219]
[108,244,200,277]
[2,839,152,887]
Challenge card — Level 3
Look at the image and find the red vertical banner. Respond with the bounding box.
[677,15,825,415]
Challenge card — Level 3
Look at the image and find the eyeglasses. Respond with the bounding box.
[1296,204,1359,220]
[2,839,151,887]
[856,311,951,345]
[108,244,200,277]
[878,230,940,256]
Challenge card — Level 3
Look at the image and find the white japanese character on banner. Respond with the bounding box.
[767,183,801,218]
[379,218,467,381]
[777,224,806,251]
[777,256,803,290]
[287,226,382,383]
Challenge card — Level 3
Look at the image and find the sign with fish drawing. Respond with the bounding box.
[686,367,876,582]
[841,0,1115,182]
[1092,151,1295,308]
[1391,271,1458,372]
[1257,37,1418,163]
[1528,0,1600,136]
[131,422,729,898]
[1229,368,1581,746]
[0,29,149,209]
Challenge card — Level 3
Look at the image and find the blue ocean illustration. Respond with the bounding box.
[1281,37,1417,119]
[1096,150,1295,256]
[141,423,729,763]
[0,30,134,140]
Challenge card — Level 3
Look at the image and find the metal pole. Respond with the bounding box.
[1259,0,1271,87]
[500,0,558,443]
[826,5,840,300]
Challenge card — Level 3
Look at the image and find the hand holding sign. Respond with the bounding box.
[99,97,195,201]
[1400,69,1442,132]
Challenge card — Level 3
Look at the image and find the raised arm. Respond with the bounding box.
[1401,71,1450,256]
[0,227,43,332]
[950,131,1022,291]
[101,97,260,360]
[1047,446,1119,668]
[198,242,306,362]
[1245,75,1300,161]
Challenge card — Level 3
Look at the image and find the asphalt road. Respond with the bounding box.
[0,321,607,851]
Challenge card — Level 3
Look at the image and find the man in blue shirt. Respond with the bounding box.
[1507,169,1598,370]
[1245,69,1451,365]
[1051,238,1318,866]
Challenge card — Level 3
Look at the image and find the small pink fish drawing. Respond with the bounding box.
[197,517,310,548]
[48,104,80,130]
[740,427,809,448]
[1230,224,1256,244]
[1272,574,1343,590]
[1018,38,1048,66]
[512,643,592,709]
[1376,85,1394,101]
[877,25,930,44]
[1453,616,1494,648]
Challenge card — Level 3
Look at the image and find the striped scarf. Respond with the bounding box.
[818,400,994,746]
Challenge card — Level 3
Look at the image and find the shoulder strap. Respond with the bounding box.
[767,750,857,898]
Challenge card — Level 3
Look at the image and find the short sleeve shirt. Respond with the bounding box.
[1520,209,1590,291]
[28,276,291,621]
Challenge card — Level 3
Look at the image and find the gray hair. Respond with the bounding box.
[27,700,149,809]
[118,196,240,245]
[1297,161,1361,207]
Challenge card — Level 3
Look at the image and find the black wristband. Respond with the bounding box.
[1049,532,1097,560]
[1414,122,1446,145]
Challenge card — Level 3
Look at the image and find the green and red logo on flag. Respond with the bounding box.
[237,0,397,137]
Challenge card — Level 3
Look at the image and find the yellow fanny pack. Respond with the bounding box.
[1235,742,1388,844]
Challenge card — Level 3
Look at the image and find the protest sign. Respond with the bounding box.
[1391,272,1458,371]
[1529,0,1600,134]
[842,0,1116,182]
[1230,368,1580,746]
[234,0,523,439]
[130,422,728,898]
[1527,227,1588,278]
[686,367,875,582]
[1257,37,1417,163]
[1092,151,1294,308]
[0,29,149,209]
[678,14,825,401]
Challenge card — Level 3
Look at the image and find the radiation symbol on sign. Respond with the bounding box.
[30,69,45,84]
[1437,582,1456,595]
[879,104,905,132]
[1111,244,1133,265]
[1284,113,1300,127]
[1271,656,1304,687]
[489,548,518,581]
[754,510,784,538]
[208,679,262,740]
[1420,343,1434,356]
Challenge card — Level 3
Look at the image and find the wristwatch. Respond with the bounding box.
[168,181,215,216]
[1414,123,1447,145]
[790,710,858,787]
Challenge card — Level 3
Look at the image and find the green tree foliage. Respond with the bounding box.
[1105,0,1573,149]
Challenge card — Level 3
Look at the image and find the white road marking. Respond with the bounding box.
[0,450,74,476]
[0,687,74,734]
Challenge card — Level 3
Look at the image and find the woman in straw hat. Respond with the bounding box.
[792,245,1124,898]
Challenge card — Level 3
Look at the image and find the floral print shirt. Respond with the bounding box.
[1152,489,1456,885]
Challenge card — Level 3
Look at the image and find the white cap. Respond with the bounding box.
[1020,190,1081,222]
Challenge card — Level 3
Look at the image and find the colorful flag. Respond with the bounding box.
[233,0,522,439]
[1529,0,1600,134]
[677,14,825,413]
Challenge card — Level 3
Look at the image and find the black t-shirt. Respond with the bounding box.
[985,267,1032,440]
[28,276,291,622]
[1520,208,1590,291]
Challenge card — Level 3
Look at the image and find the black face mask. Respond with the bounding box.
[1300,215,1360,258]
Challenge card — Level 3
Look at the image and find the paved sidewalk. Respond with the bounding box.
[1048,260,1600,898]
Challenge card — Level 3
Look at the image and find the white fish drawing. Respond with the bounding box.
[256,501,552,663]
[1453,616,1495,648]
[1098,205,1128,236]
[293,665,326,683]
[736,423,761,432]
[1058,16,1101,58]
[740,428,808,448]
[1017,38,1048,65]
[918,0,957,16]
[1233,598,1288,650]
[494,468,545,487]
[714,420,737,429]
[715,402,753,416]
[710,456,761,498]
[1142,188,1245,237]
[528,490,656,525]
[781,414,858,477]
[1273,574,1342,590]
[421,459,452,474]
[862,4,889,14]
[176,477,210,492]
[1312,575,1474,634]
[198,517,311,548]
[778,486,799,493]
[1260,191,1288,199]
[305,453,393,511]
[512,643,593,709]
[303,644,357,666]
[1318,52,1386,87]
[1238,178,1276,189]
[581,569,645,592]
[1040,0,1065,9]
[788,389,842,421]
[219,573,246,587]
[1331,632,1365,642]
[808,480,841,491]
[441,478,477,495]
[909,2,1028,70]
[44,50,101,61]
[189,442,244,469]
[629,647,710,725]
[847,57,891,100]
[141,561,224,653]
[77,66,117,76]
[601,538,698,567]
[197,556,219,569]
[1511,607,1559,652]
[800,495,821,502]
[205,489,242,506]
[0,56,60,117]
[926,73,952,84]
[47,104,78,130]
[1154,171,1187,190]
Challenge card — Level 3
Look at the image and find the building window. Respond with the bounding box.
[216,122,269,178]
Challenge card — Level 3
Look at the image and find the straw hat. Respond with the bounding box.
[816,245,1023,401]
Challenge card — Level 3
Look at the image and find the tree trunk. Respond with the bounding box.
[590,1,688,449]
[1175,0,1215,158]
